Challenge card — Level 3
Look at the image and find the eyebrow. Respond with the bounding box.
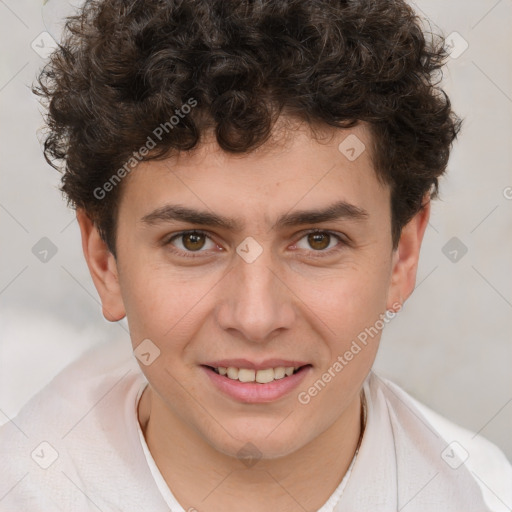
[140,200,369,231]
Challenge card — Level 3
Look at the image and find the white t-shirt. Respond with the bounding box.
[0,338,510,511]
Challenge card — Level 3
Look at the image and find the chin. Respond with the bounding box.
[203,421,312,461]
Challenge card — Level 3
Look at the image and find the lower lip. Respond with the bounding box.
[202,365,312,403]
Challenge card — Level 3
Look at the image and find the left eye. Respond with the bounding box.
[294,231,342,252]
[168,231,216,252]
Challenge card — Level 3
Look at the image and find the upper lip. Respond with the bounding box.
[202,359,311,371]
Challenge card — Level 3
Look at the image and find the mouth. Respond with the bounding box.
[201,363,312,403]
[203,364,310,383]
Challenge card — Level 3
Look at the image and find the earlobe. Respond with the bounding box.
[386,198,431,311]
[76,209,126,322]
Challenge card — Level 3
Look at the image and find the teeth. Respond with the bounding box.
[215,365,302,383]
[238,368,255,382]
[227,367,239,379]
[273,367,286,379]
[255,368,274,384]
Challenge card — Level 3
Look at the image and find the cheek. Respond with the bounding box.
[308,268,390,400]
[294,265,390,419]
[119,261,218,347]
[297,255,391,339]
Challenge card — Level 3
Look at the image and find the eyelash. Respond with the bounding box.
[164,230,218,259]
[163,229,348,259]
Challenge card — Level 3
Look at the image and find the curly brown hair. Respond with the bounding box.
[34,0,461,257]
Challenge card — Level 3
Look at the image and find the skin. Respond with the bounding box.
[77,120,429,512]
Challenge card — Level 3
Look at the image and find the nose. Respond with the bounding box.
[215,248,296,343]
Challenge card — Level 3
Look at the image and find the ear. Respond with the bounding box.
[76,209,126,322]
[386,197,431,311]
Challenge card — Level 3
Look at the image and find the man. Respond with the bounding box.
[1,0,510,510]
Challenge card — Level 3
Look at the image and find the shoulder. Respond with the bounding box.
[0,337,142,436]
[369,373,512,512]
[0,339,150,511]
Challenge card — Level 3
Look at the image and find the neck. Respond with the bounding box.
[138,386,362,512]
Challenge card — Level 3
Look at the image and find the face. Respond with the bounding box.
[79,120,427,460]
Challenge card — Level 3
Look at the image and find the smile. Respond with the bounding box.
[209,365,303,383]
[201,364,312,403]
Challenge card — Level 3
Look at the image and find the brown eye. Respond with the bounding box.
[293,230,344,254]
[167,230,216,253]
[181,232,206,251]
[307,232,331,250]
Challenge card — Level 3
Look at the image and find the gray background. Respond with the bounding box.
[1,0,511,462]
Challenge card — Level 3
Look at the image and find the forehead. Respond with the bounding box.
[118,121,389,226]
